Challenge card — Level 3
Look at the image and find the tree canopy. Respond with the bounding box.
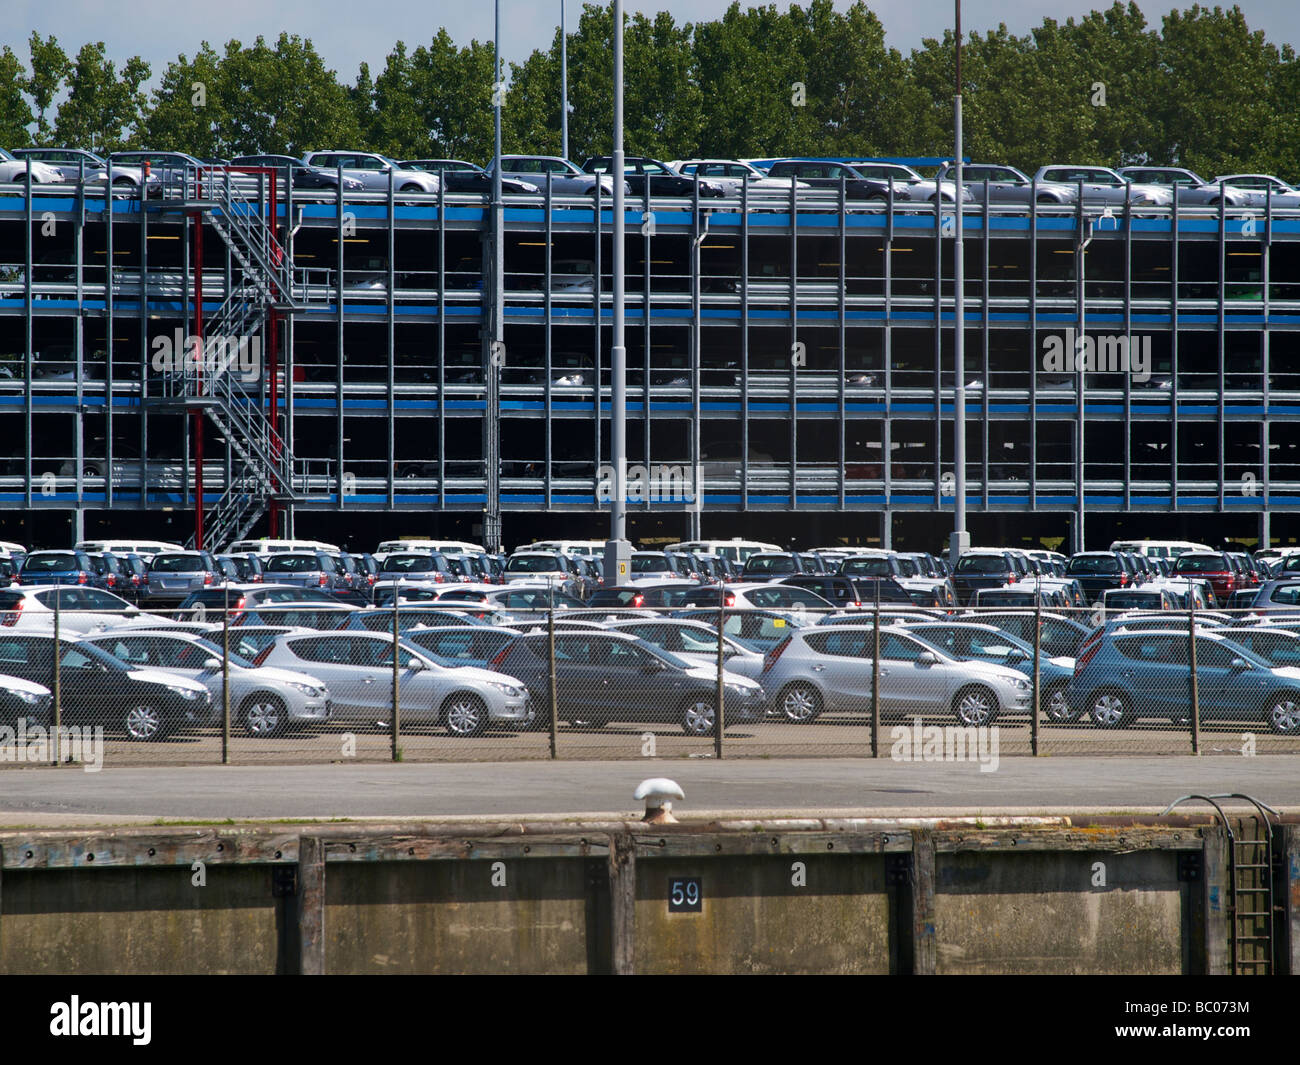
[0,2,1296,178]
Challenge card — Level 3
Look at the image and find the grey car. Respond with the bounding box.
[12,147,161,193]
[257,631,530,735]
[760,625,1031,724]
[490,156,624,197]
[932,162,1077,205]
[1208,175,1300,209]
[83,630,331,736]
[1116,167,1250,207]
[145,551,221,605]
[604,618,765,680]
[1031,165,1172,208]
[261,551,351,597]
[846,161,973,203]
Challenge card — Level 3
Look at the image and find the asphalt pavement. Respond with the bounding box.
[1,755,1297,825]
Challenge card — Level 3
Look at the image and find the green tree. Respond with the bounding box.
[136,43,226,156]
[26,33,68,145]
[53,42,149,153]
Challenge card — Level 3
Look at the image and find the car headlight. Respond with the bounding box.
[488,682,524,697]
[15,689,41,705]
[725,683,755,697]
[287,682,324,697]
[1012,678,1031,692]
[167,685,203,700]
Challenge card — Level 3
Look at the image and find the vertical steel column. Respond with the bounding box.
[883,180,893,542]
[138,175,149,511]
[192,208,205,550]
[560,0,569,162]
[437,179,446,511]
[1123,187,1133,512]
[690,179,702,539]
[23,168,32,512]
[741,178,750,513]
[1171,184,1180,510]
[607,0,628,557]
[486,1,504,551]
[336,168,345,517]
[1028,180,1038,509]
[387,169,396,512]
[933,183,942,509]
[74,165,85,537]
[789,180,798,512]
[642,181,651,489]
[981,178,989,509]
[952,0,968,562]
[593,175,603,509]
[269,167,282,535]
[544,173,553,509]
[1218,193,1227,511]
[1262,187,1272,543]
[838,177,847,511]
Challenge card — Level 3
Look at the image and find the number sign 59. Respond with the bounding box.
[669,877,702,913]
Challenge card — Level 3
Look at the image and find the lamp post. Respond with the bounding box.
[1076,211,1095,553]
[604,0,631,585]
[950,0,969,567]
[560,1,568,161]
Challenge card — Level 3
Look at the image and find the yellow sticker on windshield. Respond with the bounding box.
[773,618,785,627]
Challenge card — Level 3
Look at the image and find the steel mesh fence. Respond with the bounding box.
[2,593,1299,769]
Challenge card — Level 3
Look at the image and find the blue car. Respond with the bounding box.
[1067,629,1300,733]
[18,549,96,587]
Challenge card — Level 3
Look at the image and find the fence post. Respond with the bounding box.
[715,586,725,759]
[1189,598,1200,754]
[548,607,558,759]
[871,579,881,758]
[1031,592,1041,756]
[391,597,401,761]
[222,588,231,765]
[51,589,61,765]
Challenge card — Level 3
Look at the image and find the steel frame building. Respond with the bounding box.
[1,172,1297,552]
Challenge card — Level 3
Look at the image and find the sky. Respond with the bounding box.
[9,1,1300,92]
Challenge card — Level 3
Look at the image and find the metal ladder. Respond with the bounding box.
[1162,793,1282,974]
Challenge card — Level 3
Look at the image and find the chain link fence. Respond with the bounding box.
[2,593,1299,767]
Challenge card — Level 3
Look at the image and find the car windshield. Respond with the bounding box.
[841,558,893,577]
[24,554,78,571]
[632,557,671,572]
[266,555,322,572]
[382,555,436,572]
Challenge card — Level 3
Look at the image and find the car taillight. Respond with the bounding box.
[1075,641,1101,677]
[1119,574,1129,587]
[252,645,273,666]
[435,573,445,583]
[203,573,213,585]
[106,574,116,587]
[318,573,328,586]
[632,594,644,607]
[488,645,512,671]
[1,600,20,626]
[77,572,87,584]
[1007,573,1017,583]
[725,593,735,607]
[762,636,791,674]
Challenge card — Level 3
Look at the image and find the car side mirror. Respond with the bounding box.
[1230,658,1250,670]
[1009,648,1030,662]
[203,657,221,670]
[641,662,665,674]
[917,651,938,666]
[407,659,426,671]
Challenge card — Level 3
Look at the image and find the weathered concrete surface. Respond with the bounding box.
[324,859,591,974]
[934,851,1184,974]
[0,866,277,974]
[634,855,891,974]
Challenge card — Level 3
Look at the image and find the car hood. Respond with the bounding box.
[126,668,207,692]
[0,672,50,698]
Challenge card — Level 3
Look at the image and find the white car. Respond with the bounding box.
[0,586,176,634]
[301,151,440,194]
[1032,165,1172,208]
[82,630,331,736]
[669,159,809,195]
[0,147,65,184]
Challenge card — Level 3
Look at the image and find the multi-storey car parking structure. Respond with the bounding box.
[1,159,1299,552]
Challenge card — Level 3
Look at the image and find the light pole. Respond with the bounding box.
[604,0,631,585]
[950,0,969,567]
[484,0,504,552]
[1076,211,1095,554]
[560,1,568,161]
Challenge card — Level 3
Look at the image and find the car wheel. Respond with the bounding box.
[124,703,166,741]
[443,692,489,737]
[681,697,716,736]
[778,683,822,723]
[112,177,135,188]
[399,183,424,193]
[1266,695,1300,735]
[953,684,998,727]
[242,694,286,737]
[1089,689,1131,729]
[1043,683,1079,723]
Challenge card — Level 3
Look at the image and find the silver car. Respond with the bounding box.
[258,631,530,736]
[1208,174,1300,209]
[605,618,765,680]
[12,148,161,193]
[932,162,1077,206]
[1032,165,1172,208]
[760,625,1031,724]
[301,151,440,194]
[1116,167,1250,207]
[83,630,330,736]
[847,161,973,203]
[490,156,625,197]
[669,159,809,195]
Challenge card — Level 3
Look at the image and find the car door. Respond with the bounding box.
[601,637,680,722]
[282,636,371,720]
[876,630,948,719]
[801,629,872,712]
